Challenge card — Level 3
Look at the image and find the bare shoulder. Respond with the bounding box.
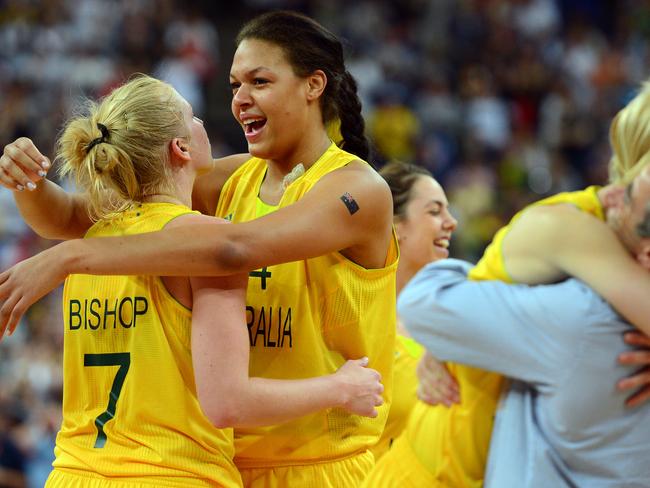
[310,159,393,266]
[515,202,606,241]
[192,153,250,215]
[319,160,392,217]
[504,201,610,283]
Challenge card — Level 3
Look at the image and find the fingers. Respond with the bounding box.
[0,270,8,296]
[0,291,20,342]
[7,296,27,337]
[0,270,29,341]
[625,386,650,408]
[1,138,51,191]
[10,137,50,173]
[617,368,650,391]
[618,349,650,366]
[417,381,460,407]
[416,355,460,406]
[364,367,384,394]
[360,394,384,418]
[623,331,650,347]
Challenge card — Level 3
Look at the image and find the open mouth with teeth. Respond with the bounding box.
[434,238,450,250]
[244,118,267,136]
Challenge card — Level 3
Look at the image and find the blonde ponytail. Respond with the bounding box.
[56,75,187,220]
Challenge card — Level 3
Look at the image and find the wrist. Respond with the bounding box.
[57,240,83,278]
[330,372,352,409]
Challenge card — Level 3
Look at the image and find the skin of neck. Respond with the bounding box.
[396,258,423,296]
[264,112,333,181]
[141,167,195,208]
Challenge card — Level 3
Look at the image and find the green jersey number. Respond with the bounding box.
[84,353,131,448]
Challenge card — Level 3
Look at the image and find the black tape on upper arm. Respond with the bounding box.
[340,192,359,215]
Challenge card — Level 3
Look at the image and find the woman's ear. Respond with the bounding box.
[170,137,191,166]
[306,70,327,101]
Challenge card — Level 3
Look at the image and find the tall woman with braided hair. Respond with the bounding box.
[36,74,384,488]
[0,11,397,488]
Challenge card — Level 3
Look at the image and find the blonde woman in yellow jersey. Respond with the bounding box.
[364,161,457,463]
[7,74,384,488]
[0,11,397,488]
[359,83,650,488]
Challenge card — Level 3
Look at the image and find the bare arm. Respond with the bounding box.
[1,139,248,238]
[171,213,383,426]
[0,163,392,338]
[502,204,650,336]
[191,270,383,427]
[1,138,92,239]
[48,161,392,275]
[14,182,93,240]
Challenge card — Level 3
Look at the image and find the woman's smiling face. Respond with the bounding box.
[396,175,458,269]
[230,39,312,161]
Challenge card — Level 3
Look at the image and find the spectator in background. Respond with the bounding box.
[4,3,650,486]
[369,88,420,164]
[0,402,27,488]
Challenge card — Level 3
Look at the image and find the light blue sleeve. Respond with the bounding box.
[398,259,594,386]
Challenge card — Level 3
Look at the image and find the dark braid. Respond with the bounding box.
[336,71,370,161]
[237,11,370,160]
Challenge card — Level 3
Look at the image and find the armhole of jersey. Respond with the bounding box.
[334,226,399,273]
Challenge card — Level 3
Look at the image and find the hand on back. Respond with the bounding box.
[618,331,650,407]
[416,352,460,407]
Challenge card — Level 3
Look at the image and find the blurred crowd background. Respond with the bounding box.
[0,0,645,485]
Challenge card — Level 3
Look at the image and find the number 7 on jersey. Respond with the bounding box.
[84,353,131,448]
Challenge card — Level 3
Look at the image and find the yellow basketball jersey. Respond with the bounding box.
[406,187,604,487]
[53,203,242,488]
[370,333,423,461]
[216,143,398,467]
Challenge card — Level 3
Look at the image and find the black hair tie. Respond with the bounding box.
[86,123,110,153]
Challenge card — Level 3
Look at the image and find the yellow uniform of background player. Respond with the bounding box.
[365,161,456,464]
[216,143,398,487]
[363,187,603,487]
[47,203,242,488]
[369,335,423,460]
